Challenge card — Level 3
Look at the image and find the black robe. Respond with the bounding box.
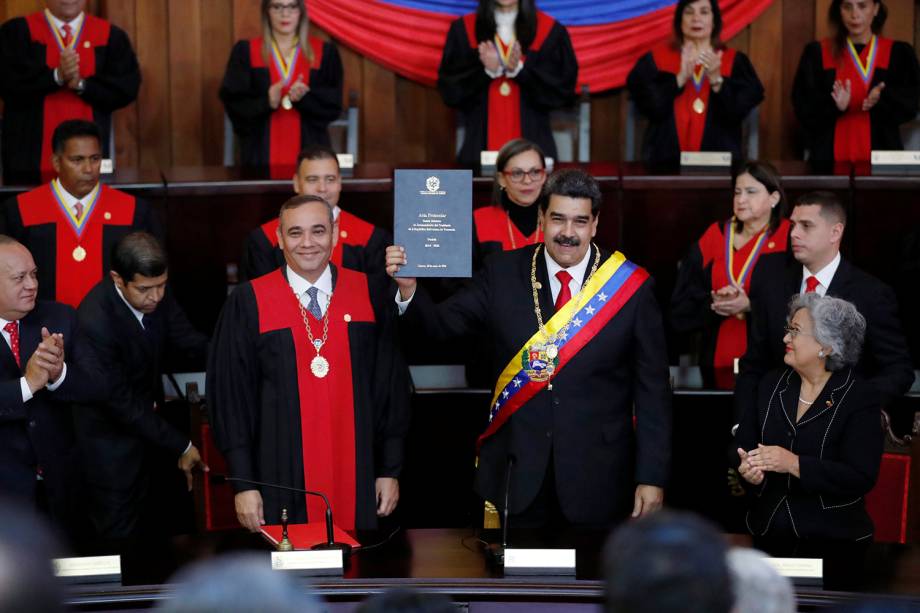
[0,13,140,180]
[792,39,920,162]
[219,38,343,168]
[627,47,763,165]
[207,265,409,531]
[437,13,577,167]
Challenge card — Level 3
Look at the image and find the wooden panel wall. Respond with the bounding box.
[2,1,918,167]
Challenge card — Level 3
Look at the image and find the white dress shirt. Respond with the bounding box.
[115,285,146,328]
[287,265,333,316]
[0,317,67,402]
[800,252,841,296]
[544,246,591,305]
[53,178,96,220]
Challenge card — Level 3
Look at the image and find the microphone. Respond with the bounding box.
[211,474,352,558]
[485,454,515,566]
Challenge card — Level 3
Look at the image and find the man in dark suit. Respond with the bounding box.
[75,232,209,544]
[735,191,914,423]
[0,235,100,544]
[387,169,671,528]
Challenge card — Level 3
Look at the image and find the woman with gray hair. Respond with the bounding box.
[734,293,883,542]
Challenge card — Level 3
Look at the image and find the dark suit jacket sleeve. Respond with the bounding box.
[631,279,673,488]
[81,25,141,111]
[798,383,883,498]
[163,292,209,370]
[734,282,772,424]
[0,377,27,421]
[862,281,915,406]
[401,262,492,341]
[47,305,107,404]
[78,306,188,456]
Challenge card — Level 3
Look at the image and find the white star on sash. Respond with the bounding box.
[572,317,583,327]
[597,292,608,302]
[585,305,596,315]
[502,390,509,398]
[513,378,521,387]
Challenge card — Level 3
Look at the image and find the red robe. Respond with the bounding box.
[474,204,541,251]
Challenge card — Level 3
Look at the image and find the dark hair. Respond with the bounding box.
[734,161,788,235]
[297,144,339,169]
[475,0,537,50]
[279,193,334,227]
[672,0,724,49]
[0,498,66,613]
[0,234,22,247]
[795,190,848,225]
[494,138,545,203]
[112,232,167,281]
[540,169,602,217]
[357,588,455,613]
[604,511,733,613]
[828,0,888,53]
[51,119,101,154]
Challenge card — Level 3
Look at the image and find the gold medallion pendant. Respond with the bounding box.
[72,246,87,262]
[281,95,293,110]
[545,344,558,360]
[692,97,705,114]
[311,355,329,378]
[499,81,511,97]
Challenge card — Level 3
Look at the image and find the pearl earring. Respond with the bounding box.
[818,350,825,358]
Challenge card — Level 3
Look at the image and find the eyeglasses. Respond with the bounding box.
[268,2,300,14]
[502,168,546,183]
[783,325,814,339]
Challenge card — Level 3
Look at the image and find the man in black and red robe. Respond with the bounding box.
[209,194,409,532]
[240,145,390,284]
[0,0,140,181]
[0,120,158,308]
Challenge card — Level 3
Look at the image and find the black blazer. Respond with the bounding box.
[735,368,882,541]
[73,278,208,494]
[403,244,672,524]
[735,256,914,423]
[0,301,101,528]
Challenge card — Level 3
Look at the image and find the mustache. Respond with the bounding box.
[554,235,580,247]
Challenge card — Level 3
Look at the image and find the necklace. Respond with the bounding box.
[530,243,601,358]
[798,396,815,406]
[506,212,541,249]
[292,285,332,378]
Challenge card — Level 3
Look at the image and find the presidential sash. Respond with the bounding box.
[479,251,649,446]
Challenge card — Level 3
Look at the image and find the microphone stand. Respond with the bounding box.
[213,475,353,558]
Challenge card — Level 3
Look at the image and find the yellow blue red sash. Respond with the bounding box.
[724,218,767,289]
[50,179,99,238]
[846,35,878,86]
[270,39,301,86]
[43,9,84,52]
[479,251,649,446]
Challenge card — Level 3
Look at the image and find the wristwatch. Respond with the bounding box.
[75,78,86,94]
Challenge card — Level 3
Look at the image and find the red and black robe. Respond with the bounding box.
[0,12,140,180]
[437,11,577,167]
[792,37,920,162]
[219,37,343,169]
[473,198,541,270]
[207,265,409,531]
[671,218,790,390]
[627,43,763,165]
[240,209,391,282]
[0,183,159,307]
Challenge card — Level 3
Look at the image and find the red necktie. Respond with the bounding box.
[62,24,73,48]
[4,321,20,368]
[555,270,573,311]
[805,276,820,293]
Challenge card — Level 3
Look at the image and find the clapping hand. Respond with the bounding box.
[736,448,764,485]
[506,41,523,73]
[478,41,501,74]
[60,48,81,88]
[862,82,885,111]
[288,75,310,103]
[832,79,852,112]
[268,80,284,109]
[700,48,723,82]
[711,284,750,317]
[676,43,698,88]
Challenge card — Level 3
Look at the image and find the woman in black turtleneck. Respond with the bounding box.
[473,138,547,270]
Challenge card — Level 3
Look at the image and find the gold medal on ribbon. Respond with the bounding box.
[310,355,329,378]
[281,95,293,110]
[545,344,558,360]
[499,81,511,97]
[692,97,705,114]
[72,246,86,262]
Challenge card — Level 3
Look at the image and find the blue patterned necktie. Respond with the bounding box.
[305,286,322,319]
